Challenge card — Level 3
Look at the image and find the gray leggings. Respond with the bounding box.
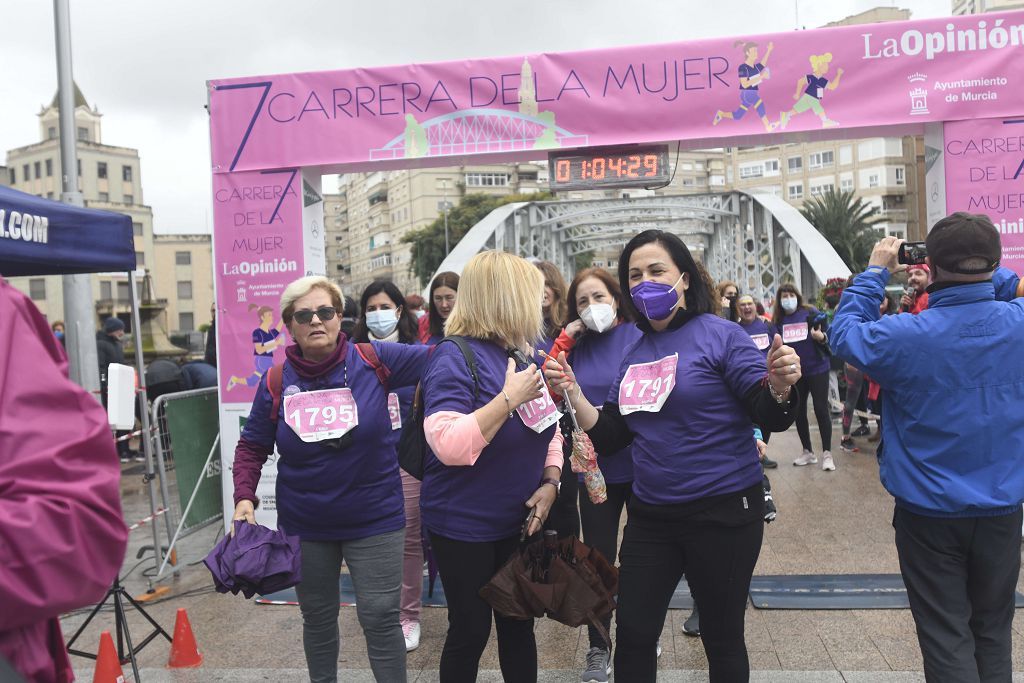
[295,530,406,683]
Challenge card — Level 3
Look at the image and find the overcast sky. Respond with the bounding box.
[1,0,951,234]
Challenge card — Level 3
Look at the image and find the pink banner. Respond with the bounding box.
[944,117,1024,275]
[209,11,1024,174]
[213,169,306,401]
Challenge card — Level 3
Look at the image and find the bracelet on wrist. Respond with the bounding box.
[501,390,514,418]
[767,382,790,404]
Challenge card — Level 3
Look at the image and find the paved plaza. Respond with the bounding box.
[63,422,1024,681]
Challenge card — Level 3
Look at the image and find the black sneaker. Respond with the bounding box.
[840,437,859,453]
[682,605,700,636]
[761,457,778,469]
[851,425,870,437]
[763,477,777,523]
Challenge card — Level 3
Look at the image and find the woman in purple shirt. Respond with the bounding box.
[231,276,430,682]
[772,283,834,470]
[545,230,801,682]
[552,267,642,679]
[420,251,564,683]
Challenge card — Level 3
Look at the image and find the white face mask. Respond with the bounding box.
[366,309,399,338]
[780,297,798,314]
[580,303,615,333]
[413,310,426,320]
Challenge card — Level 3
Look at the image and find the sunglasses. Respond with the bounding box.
[292,306,337,325]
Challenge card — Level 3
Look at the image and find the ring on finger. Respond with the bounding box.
[790,363,798,373]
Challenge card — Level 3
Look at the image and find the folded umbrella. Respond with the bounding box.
[204,521,302,598]
[480,533,618,646]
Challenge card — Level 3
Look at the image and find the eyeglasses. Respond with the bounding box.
[292,306,337,325]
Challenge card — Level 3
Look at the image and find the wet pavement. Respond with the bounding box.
[62,419,1024,681]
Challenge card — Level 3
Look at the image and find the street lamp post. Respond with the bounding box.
[442,179,450,255]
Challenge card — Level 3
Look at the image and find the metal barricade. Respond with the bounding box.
[149,387,222,579]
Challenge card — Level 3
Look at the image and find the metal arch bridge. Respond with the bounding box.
[429,192,851,302]
[369,108,589,160]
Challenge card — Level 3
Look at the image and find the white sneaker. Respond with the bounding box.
[822,452,835,471]
[793,450,817,466]
[656,640,662,658]
[402,620,420,652]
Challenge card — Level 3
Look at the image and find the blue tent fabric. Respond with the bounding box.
[0,185,135,276]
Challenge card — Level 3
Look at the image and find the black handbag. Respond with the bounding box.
[398,336,479,480]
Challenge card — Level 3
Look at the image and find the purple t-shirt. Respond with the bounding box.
[252,328,280,357]
[240,341,429,541]
[738,63,766,90]
[607,314,765,505]
[739,318,777,358]
[775,307,830,377]
[570,322,643,484]
[421,338,556,542]
[804,74,828,99]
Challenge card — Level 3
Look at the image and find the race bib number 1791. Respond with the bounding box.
[618,353,678,415]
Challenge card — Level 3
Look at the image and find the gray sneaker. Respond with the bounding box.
[581,646,611,683]
[682,605,701,636]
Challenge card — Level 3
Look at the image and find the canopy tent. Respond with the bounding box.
[0,184,135,276]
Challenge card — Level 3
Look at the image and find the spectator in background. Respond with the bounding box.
[405,293,426,320]
[51,320,65,347]
[718,280,739,321]
[0,278,129,683]
[901,263,930,314]
[96,317,139,462]
[340,295,360,339]
[534,260,569,348]
[832,219,1024,682]
[421,271,460,345]
[205,304,217,367]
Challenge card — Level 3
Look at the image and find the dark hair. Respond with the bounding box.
[535,260,568,339]
[617,230,715,318]
[428,271,460,339]
[342,296,359,318]
[566,267,633,325]
[352,280,418,344]
[880,293,898,316]
[772,283,812,322]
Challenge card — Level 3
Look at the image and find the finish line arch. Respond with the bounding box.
[208,9,1024,527]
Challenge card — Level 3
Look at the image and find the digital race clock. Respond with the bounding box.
[548,144,671,191]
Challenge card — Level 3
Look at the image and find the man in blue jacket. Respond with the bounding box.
[831,213,1024,683]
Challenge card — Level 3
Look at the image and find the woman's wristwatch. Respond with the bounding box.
[541,477,561,495]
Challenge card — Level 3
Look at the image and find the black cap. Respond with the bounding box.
[926,212,1001,275]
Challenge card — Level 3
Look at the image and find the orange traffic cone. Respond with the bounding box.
[92,631,125,683]
[166,608,203,668]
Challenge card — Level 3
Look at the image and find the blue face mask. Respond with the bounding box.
[630,275,684,321]
[366,309,399,338]
[54,331,64,340]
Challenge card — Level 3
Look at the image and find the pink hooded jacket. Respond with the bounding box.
[0,278,128,682]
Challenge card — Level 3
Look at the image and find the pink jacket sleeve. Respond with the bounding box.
[424,411,564,472]
[424,411,490,465]
[0,281,128,631]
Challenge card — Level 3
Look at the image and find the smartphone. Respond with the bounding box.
[898,241,928,265]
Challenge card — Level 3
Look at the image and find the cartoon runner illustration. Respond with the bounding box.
[779,53,844,129]
[713,40,776,132]
[226,304,285,391]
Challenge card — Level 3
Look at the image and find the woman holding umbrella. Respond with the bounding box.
[544,230,800,682]
[420,251,564,683]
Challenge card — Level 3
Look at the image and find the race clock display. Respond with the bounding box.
[548,144,671,191]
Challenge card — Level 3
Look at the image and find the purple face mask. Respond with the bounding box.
[630,275,684,321]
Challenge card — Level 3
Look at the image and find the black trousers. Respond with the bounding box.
[429,532,537,683]
[894,506,1022,683]
[795,371,832,452]
[546,451,581,539]
[578,480,632,649]
[614,485,764,682]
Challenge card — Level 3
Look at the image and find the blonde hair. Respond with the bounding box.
[809,53,832,72]
[445,251,544,351]
[280,276,344,325]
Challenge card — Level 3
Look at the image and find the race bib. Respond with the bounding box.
[387,392,402,430]
[817,87,824,98]
[516,384,562,434]
[283,388,359,443]
[750,333,770,350]
[618,353,678,415]
[782,323,808,344]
